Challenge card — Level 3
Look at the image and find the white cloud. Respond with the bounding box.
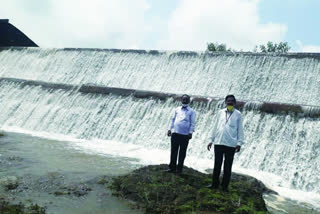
[1,0,151,48]
[1,0,289,51]
[296,40,320,53]
[157,0,287,51]
[302,46,320,53]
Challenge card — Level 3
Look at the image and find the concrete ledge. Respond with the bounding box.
[0,47,319,59]
[0,78,74,91]
[1,77,319,117]
[79,84,135,96]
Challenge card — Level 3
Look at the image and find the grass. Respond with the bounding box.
[0,199,46,214]
[109,164,269,214]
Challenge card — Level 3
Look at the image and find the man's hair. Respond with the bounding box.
[182,94,190,99]
[182,94,191,102]
[225,94,236,102]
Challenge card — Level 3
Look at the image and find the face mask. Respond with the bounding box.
[227,105,234,112]
[182,104,189,107]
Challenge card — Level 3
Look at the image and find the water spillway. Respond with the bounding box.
[0,47,319,208]
[1,47,320,105]
[1,77,320,117]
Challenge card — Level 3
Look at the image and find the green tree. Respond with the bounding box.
[259,41,290,53]
[207,42,231,52]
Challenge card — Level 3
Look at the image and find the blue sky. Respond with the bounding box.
[258,0,320,52]
[1,0,319,52]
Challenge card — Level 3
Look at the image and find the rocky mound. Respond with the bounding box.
[110,164,271,214]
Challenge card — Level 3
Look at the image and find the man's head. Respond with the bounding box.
[225,95,236,111]
[181,94,191,105]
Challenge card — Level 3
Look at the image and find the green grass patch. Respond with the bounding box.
[110,164,270,214]
[0,199,46,214]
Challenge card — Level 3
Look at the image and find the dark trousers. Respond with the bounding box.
[169,133,189,172]
[212,145,236,189]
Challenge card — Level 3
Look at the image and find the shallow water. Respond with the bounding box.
[0,131,319,214]
[0,132,143,214]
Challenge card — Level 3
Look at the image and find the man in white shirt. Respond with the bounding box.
[207,95,244,191]
[167,94,196,174]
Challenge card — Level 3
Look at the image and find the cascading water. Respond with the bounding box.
[0,81,319,196]
[1,48,320,105]
[0,47,320,210]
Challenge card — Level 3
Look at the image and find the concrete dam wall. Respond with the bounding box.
[0,47,319,207]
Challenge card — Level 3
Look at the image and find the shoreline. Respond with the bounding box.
[0,131,319,214]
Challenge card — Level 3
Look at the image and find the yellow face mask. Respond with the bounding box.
[227,105,234,112]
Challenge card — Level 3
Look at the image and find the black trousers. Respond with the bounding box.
[212,145,236,189]
[169,133,189,172]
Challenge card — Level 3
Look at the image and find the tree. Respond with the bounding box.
[207,42,231,52]
[277,42,291,53]
[259,41,290,53]
[206,41,291,53]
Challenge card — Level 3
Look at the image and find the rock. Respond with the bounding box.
[0,176,19,190]
[66,183,92,197]
[53,191,69,196]
[7,156,23,161]
[110,164,270,214]
[53,183,92,197]
[15,172,93,198]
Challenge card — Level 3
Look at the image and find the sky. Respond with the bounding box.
[1,0,319,52]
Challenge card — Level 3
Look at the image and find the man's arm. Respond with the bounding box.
[167,109,177,136]
[210,112,219,142]
[188,110,196,139]
[208,111,219,151]
[236,114,245,152]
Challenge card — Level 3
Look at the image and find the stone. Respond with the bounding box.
[0,176,19,190]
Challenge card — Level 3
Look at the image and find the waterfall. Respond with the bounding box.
[0,47,319,208]
[0,80,319,194]
[1,48,320,105]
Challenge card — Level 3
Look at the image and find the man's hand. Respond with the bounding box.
[167,130,172,137]
[235,145,241,153]
[188,134,192,139]
[207,143,213,151]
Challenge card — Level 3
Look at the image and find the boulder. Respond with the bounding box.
[0,176,18,190]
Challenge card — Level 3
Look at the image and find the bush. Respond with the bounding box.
[259,41,291,53]
[207,42,231,52]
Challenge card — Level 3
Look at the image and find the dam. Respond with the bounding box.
[0,47,319,211]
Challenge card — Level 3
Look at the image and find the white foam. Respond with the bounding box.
[2,125,320,211]
[233,167,320,210]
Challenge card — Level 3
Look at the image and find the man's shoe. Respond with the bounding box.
[166,169,176,173]
[206,184,218,189]
[222,187,229,192]
[176,170,183,174]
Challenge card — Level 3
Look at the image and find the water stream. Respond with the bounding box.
[0,47,319,213]
[1,48,320,105]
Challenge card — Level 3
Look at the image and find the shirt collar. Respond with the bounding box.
[225,108,234,113]
[181,106,189,110]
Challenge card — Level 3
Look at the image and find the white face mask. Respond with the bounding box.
[182,104,189,107]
